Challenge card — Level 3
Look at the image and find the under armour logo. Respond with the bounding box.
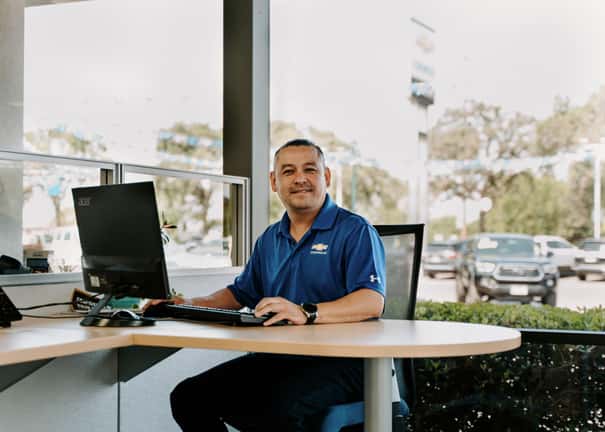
[370,274,381,283]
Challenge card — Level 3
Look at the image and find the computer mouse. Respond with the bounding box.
[110,309,142,320]
[261,312,289,326]
[142,301,174,318]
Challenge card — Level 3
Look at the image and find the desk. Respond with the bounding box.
[0,318,521,432]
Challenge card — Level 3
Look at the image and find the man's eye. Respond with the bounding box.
[305,168,317,173]
[282,170,293,175]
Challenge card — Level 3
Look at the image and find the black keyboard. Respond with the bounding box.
[162,304,273,326]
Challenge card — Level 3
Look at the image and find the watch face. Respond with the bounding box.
[303,303,318,313]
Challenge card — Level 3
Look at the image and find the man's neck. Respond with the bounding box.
[288,209,320,242]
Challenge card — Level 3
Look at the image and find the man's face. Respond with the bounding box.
[270,146,331,214]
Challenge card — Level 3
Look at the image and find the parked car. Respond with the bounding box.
[573,238,605,280]
[534,235,578,276]
[422,240,460,278]
[456,233,558,305]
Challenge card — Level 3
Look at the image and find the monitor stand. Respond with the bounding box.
[80,294,155,327]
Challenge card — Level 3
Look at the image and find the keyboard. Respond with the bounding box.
[145,303,278,326]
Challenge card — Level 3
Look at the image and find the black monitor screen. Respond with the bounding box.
[72,182,170,300]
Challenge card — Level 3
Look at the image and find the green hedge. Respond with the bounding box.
[415,300,605,331]
[407,301,605,431]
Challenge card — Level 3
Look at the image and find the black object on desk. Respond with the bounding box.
[0,287,22,328]
[144,302,286,326]
[72,182,171,328]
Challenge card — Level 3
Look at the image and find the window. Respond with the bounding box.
[271,0,605,329]
[270,0,411,224]
[23,0,223,170]
[123,166,247,269]
[0,155,112,273]
[0,0,239,277]
[421,2,604,325]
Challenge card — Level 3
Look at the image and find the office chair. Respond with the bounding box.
[318,224,424,432]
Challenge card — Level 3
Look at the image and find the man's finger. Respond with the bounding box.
[263,312,288,326]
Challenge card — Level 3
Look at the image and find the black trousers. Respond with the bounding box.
[170,353,363,432]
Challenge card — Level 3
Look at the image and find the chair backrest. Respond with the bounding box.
[374,224,424,320]
[374,224,424,408]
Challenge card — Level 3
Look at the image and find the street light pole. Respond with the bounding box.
[583,137,605,239]
[594,150,601,239]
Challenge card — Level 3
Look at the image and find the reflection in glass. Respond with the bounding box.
[0,159,101,273]
[124,172,234,269]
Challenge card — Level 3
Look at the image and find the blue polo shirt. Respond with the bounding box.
[227,195,386,308]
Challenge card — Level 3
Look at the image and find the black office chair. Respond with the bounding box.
[318,224,424,432]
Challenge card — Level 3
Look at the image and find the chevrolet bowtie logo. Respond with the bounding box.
[311,243,329,252]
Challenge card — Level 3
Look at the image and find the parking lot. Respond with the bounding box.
[419,274,605,311]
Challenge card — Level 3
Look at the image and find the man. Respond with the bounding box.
[169,139,386,431]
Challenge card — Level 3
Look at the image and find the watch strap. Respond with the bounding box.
[300,303,318,324]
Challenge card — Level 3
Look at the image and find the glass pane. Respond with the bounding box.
[270,0,410,224]
[124,172,234,269]
[22,0,223,171]
[383,233,417,320]
[0,159,101,273]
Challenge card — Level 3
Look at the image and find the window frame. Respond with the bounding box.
[0,149,250,287]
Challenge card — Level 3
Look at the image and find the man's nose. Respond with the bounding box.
[293,172,308,183]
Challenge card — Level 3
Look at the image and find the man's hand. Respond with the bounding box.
[254,297,307,326]
[142,296,186,311]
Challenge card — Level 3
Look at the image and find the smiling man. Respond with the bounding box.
[169,139,386,431]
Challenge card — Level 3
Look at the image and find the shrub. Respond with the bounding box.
[415,300,605,331]
[407,301,605,431]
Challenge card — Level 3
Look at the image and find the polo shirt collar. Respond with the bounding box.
[277,194,339,237]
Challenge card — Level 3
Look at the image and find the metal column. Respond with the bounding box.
[364,357,393,432]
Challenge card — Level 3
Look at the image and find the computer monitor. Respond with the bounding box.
[72,181,171,327]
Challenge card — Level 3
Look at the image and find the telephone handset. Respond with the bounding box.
[0,287,22,327]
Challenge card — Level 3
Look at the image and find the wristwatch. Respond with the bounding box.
[300,303,318,324]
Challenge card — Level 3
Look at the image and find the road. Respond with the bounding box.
[418,274,605,311]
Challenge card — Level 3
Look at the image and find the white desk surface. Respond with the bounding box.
[0,318,521,366]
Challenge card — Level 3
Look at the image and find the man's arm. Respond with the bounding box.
[255,288,384,326]
[180,287,243,310]
[311,288,384,324]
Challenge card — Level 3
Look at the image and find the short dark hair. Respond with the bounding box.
[273,139,326,168]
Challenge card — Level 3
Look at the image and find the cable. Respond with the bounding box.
[21,313,85,319]
[18,302,73,311]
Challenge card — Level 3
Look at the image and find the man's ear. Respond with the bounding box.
[324,167,332,187]
[270,171,277,192]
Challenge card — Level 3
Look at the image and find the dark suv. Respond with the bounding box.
[456,233,558,305]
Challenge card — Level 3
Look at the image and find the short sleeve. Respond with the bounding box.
[343,223,386,296]
[227,238,264,308]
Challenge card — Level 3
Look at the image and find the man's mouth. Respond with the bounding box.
[291,189,312,194]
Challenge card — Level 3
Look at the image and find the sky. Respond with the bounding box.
[22,0,605,224]
[271,0,605,170]
[24,0,605,168]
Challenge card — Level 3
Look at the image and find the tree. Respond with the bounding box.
[484,174,568,236]
[532,87,605,157]
[157,122,221,163]
[559,161,596,243]
[427,216,458,242]
[429,101,539,232]
[24,127,108,227]
[154,122,223,242]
